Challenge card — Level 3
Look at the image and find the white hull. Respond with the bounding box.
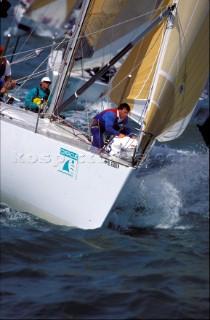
[0,106,134,229]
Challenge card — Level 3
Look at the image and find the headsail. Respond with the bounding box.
[108,0,209,156]
[108,0,173,116]
[152,0,209,142]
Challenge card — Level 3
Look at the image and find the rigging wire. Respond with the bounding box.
[100,21,168,128]
[3,2,172,137]
[55,19,168,136]
[2,2,168,91]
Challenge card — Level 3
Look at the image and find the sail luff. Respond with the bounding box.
[138,0,209,155]
[108,0,173,109]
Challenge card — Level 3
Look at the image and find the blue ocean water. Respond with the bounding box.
[0,3,209,319]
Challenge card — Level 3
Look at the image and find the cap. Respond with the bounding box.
[41,76,52,83]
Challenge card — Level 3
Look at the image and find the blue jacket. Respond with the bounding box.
[25,85,51,110]
[0,78,5,90]
[94,108,131,136]
[0,78,5,102]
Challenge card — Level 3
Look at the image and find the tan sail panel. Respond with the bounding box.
[108,0,173,109]
[144,0,209,139]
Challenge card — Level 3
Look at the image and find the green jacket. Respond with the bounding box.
[25,85,52,110]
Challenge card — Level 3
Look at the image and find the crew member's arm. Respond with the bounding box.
[103,113,122,136]
[0,60,16,93]
[1,75,16,92]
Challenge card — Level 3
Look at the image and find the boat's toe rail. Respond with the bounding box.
[51,122,91,144]
[0,104,91,143]
[40,121,92,152]
[0,104,40,130]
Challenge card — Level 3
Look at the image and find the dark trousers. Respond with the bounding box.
[91,126,104,148]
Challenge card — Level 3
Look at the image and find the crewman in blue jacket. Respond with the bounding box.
[90,102,137,149]
[25,76,52,112]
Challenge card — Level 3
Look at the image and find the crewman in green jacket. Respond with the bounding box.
[25,76,52,112]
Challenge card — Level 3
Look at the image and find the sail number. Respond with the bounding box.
[104,159,119,169]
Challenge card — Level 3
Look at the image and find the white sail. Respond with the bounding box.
[6,0,80,38]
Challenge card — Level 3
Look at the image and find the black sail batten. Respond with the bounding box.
[58,4,176,114]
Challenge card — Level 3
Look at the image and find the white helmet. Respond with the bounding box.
[41,77,52,83]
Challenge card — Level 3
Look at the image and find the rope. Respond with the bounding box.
[4,3,171,143]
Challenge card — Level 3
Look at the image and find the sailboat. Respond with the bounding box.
[4,0,82,38]
[0,0,209,230]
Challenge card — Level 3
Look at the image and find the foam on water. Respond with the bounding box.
[0,205,56,232]
[108,145,209,230]
[0,205,39,227]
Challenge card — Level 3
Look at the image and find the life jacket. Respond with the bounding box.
[94,108,126,125]
[32,87,41,105]
[98,108,118,117]
[94,108,119,121]
[32,86,50,105]
[0,58,6,78]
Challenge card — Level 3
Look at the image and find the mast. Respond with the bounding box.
[47,0,93,114]
[58,4,176,114]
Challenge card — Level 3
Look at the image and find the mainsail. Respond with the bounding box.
[75,0,162,68]
[57,0,174,112]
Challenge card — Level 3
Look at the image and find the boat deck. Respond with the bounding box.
[0,104,136,167]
